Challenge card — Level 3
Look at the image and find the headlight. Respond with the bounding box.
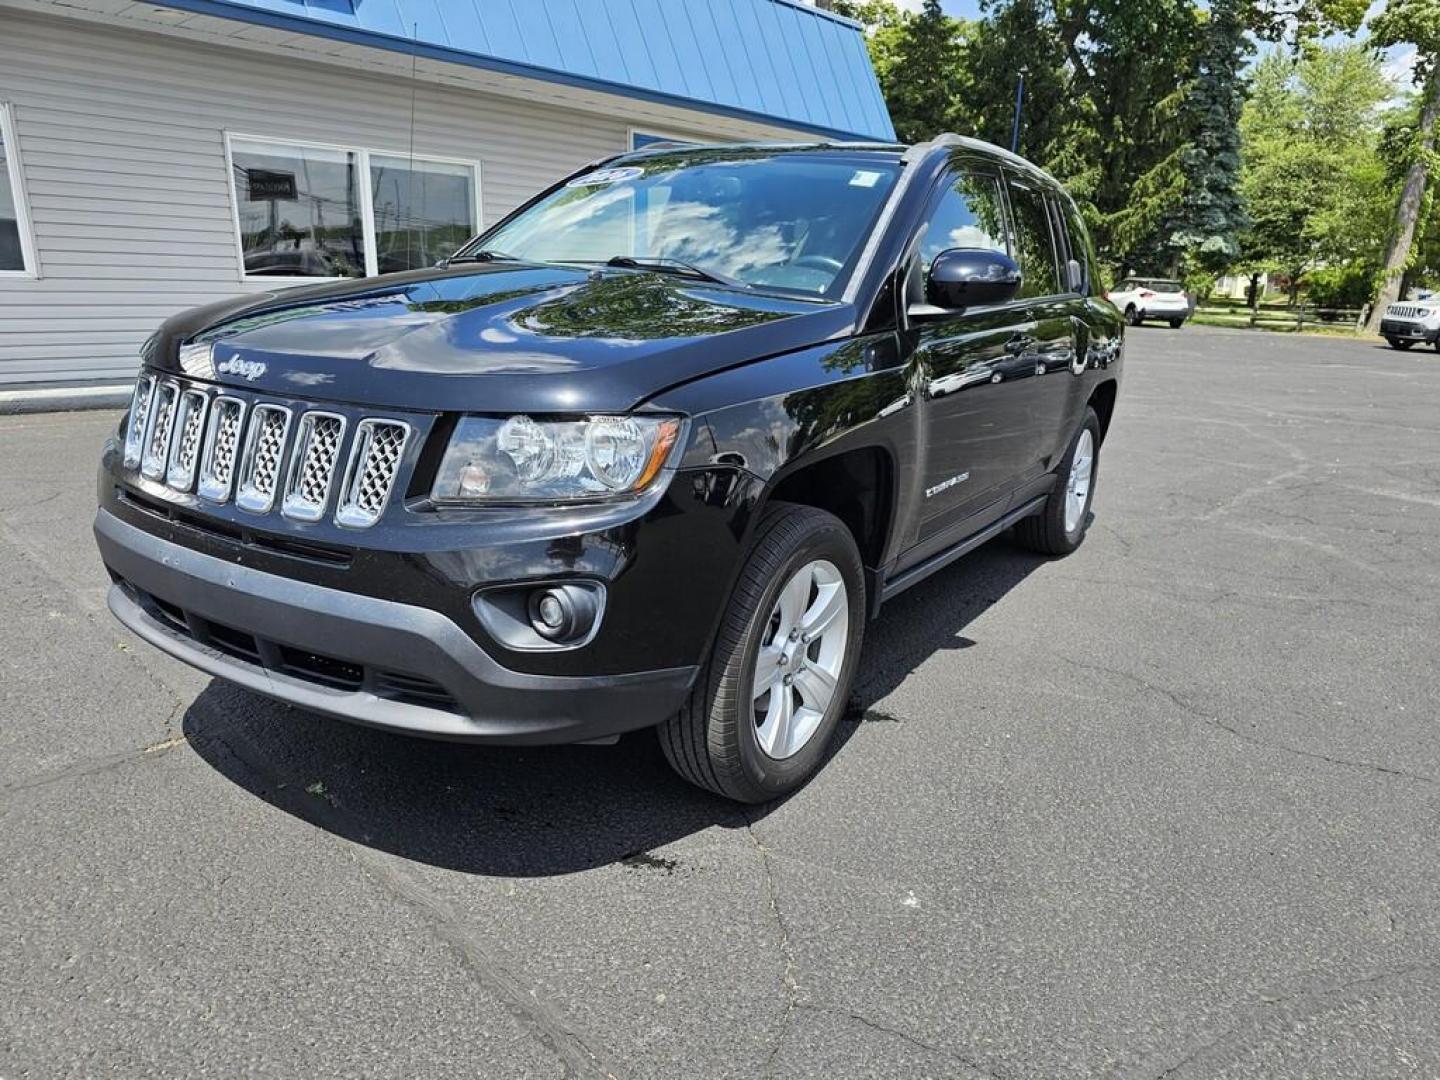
[431,414,684,503]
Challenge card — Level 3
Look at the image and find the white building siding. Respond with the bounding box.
[0,10,776,386]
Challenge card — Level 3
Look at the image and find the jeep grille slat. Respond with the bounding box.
[123,374,157,470]
[281,412,346,522]
[165,388,209,492]
[336,420,410,529]
[124,371,414,529]
[236,404,293,513]
[197,396,247,503]
[140,381,180,480]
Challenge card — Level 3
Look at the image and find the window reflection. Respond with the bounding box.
[479,152,901,297]
[231,139,364,278]
[919,173,1006,273]
[370,154,476,273]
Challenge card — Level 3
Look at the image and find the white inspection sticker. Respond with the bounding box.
[849,169,883,188]
[566,166,644,187]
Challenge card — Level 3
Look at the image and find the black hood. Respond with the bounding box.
[146,263,857,413]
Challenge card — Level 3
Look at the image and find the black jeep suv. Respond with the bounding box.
[95,136,1122,803]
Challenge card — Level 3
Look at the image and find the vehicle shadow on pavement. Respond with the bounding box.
[181,536,1045,877]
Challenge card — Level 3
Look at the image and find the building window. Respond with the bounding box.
[0,103,37,276]
[227,135,479,281]
[369,154,477,274]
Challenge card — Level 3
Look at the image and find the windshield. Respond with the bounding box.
[470,150,902,298]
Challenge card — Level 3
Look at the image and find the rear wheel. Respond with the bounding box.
[1169,318,1184,329]
[1125,305,1142,327]
[1014,407,1100,556]
[1387,337,1415,350]
[660,503,865,803]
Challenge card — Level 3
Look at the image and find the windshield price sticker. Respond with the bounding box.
[849,170,883,188]
[567,167,644,188]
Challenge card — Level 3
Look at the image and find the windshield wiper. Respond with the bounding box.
[604,255,748,290]
[443,249,517,265]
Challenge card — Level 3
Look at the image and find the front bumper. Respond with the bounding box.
[1380,319,1437,343]
[96,509,697,744]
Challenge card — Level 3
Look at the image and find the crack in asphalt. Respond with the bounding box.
[800,1002,1004,1079]
[1056,655,1439,788]
[743,813,801,1077]
[187,713,623,1080]
[1150,963,1439,1079]
[0,701,189,799]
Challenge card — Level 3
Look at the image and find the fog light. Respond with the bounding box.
[527,584,600,643]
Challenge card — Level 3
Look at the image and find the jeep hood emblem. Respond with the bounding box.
[216,357,267,381]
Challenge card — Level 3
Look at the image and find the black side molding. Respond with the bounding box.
[877,494,1048,607]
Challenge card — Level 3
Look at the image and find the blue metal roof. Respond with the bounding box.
[155,0,896,142]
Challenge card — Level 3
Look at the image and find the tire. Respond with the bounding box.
[1169,319,1184,329]
[1125,306,1142,327]
[1387,338,1414,350]
[660,502,866,803]
[1014,407,1101,556]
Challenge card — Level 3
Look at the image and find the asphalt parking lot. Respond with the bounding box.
[3,325,1438,1079]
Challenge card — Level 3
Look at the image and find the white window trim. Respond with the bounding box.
[223,131,483,285]
[0,102,39,279]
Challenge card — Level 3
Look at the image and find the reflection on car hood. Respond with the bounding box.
[146,263,855,413]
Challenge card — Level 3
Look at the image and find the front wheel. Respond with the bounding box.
[660,503,866,803]
[1125,306,1142,327]
[1014,407,1100,556]
[1386,337,1415,350]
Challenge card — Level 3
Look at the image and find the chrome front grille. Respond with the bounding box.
[282,412,345,522]
[1388,304,1425,320]
[336,420,410,529]
[236,405,293,513]
[122,371,411,529]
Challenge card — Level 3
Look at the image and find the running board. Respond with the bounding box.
[878,495,1048,606]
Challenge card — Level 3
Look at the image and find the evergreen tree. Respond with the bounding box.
[1159,0,1251,274]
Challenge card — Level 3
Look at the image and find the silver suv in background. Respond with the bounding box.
[1106,278,1190,328]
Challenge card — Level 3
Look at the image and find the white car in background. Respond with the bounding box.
[1379,299,1440,350]
[1106,278,1191,328]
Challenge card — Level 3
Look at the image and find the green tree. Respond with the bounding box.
[956,0,1071,161]
[1053,0,1201,274]
[860,0,969,143]
[1236,45,1393,304]
[1366,0,1440,330]
[1158,0,1251,273]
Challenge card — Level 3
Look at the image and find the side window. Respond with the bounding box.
[1056,197,1098,295]
[918,171,1007,275]
[1005,176,1062,299]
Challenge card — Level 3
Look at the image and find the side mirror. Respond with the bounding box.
[923,248,1022,312]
